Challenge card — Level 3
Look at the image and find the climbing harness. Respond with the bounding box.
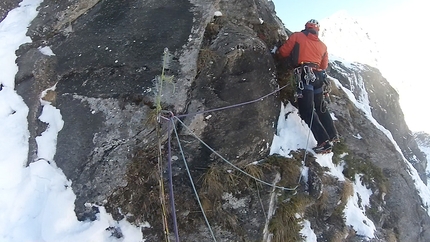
[303,65,316,84]
[293,64,317,101]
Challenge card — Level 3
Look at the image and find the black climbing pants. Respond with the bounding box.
[297,75,337,145]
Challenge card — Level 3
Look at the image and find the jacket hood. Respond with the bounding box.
[301,29,319,41]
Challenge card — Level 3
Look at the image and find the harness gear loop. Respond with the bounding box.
[294,64,316,101]
[294,67,304,90]
[293,67,304,102]
[302,65,316,85]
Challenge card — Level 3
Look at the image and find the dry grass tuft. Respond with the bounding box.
[386,229,399,242]
[201,164,224,199]
[241,163,264,187]
[317,189,330,211]
[104,147,164,228]
[41,90,57,103]
[269,195,310,242]
[197,48,219,74]
[265,154,302,188]
[341,180,354,203]
[329,230,348,242]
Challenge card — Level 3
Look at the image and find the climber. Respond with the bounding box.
[276,19,339,154]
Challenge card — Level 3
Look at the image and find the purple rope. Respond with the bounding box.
[167,120,180,242]
[175,84,288,118]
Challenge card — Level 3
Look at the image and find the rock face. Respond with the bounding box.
[0,0,19,22]
[8,0,430,241]
[328,61,430,241]
[329,62,427,180]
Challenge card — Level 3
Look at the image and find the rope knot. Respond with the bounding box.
[158,110,176,122]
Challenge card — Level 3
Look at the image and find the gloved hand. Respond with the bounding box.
[271,46,278,54]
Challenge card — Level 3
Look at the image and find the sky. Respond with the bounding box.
[272,0,413,32]
[1,0,430,241]
[272,0,430,134]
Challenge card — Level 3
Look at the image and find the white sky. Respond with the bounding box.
[357,0,429,134]
[1,0,430,241]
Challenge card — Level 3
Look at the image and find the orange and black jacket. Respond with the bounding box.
[278,29,328,70]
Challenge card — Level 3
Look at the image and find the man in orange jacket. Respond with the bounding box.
[277,19,338,154]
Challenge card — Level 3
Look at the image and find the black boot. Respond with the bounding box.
[312,140,332,154]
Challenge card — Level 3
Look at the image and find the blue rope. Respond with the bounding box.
[167,121,180,242]
[173,116,297,191]
[299,102,315,184]
[171,118,218,242]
